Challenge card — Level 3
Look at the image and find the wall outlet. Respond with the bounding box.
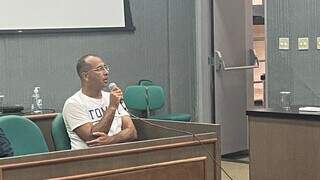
[279,38,289,50]
[298,37,309,50]
[317,37,320,49]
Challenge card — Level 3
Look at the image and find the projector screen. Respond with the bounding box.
[0,0,134,33]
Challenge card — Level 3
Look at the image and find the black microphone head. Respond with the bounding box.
[108,82,117,90]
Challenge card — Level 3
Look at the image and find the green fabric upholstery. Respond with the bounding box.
[147,86,191,122]
[124,85,192,122]
[150,113,192,122]
[51,113,71,151]
[124,85,148,111]
[138,79,154,86]
[0,115,49,156]
[146,86,165,110]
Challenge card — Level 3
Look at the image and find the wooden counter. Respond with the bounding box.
[247,107,320,180]
[0,118,221,180]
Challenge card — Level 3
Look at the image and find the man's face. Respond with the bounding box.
[83,56,109,89]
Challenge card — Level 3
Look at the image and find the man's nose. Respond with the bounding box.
[104,69,109,75]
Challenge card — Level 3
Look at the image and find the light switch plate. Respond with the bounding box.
[317,37,320,49]
[298,37,309,50]
[279,38,289,50]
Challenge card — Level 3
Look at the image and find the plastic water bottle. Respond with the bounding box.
[31,87,42,113]
[0,93,4,114]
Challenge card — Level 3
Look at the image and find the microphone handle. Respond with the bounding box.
[119,99,128,111]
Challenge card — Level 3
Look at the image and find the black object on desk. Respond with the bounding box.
[1,105,24,114]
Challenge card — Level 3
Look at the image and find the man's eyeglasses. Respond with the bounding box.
[90,64,110,72]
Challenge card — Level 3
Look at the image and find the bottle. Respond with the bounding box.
[0,93,4,114]
[31,87,42,113]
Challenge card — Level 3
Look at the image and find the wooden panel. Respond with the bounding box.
[0,132,218,179]
[48,157,207,180]
[249,116,320,180]
[0,117,220,180]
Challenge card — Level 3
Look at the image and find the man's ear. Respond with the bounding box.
[81,72,89,81]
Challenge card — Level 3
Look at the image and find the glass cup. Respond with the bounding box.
[0,94,4,114]
[280,91,291,110]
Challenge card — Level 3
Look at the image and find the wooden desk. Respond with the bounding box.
[247,107,320,180]
[0,118,221,180]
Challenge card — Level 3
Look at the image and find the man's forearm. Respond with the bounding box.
[107,127,137,144]
[91,106,116,133]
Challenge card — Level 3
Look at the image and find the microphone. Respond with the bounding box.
[108,82,117,91]
[108,82,127,110]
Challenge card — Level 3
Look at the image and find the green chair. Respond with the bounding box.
[138,79,155,86]
[124,85,192,122]
[147,86,192,122]
[51,113,71,151]
[124,85,149,117]
[0,115,49,156]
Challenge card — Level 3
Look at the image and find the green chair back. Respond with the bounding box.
[124,85,148,111]
[0,115,49,156]
[51,113,71,151]
[124,84,192,122]
[146,86,165,110]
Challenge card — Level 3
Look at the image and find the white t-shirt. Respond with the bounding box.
[62,90,129,150]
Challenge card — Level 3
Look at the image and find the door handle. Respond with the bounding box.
[214,49,259,71]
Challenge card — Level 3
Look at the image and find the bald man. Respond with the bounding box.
[63,54,137,150]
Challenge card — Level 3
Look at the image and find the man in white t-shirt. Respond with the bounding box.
[62,54,137,150]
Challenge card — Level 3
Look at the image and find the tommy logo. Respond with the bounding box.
[88,107,106,120]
